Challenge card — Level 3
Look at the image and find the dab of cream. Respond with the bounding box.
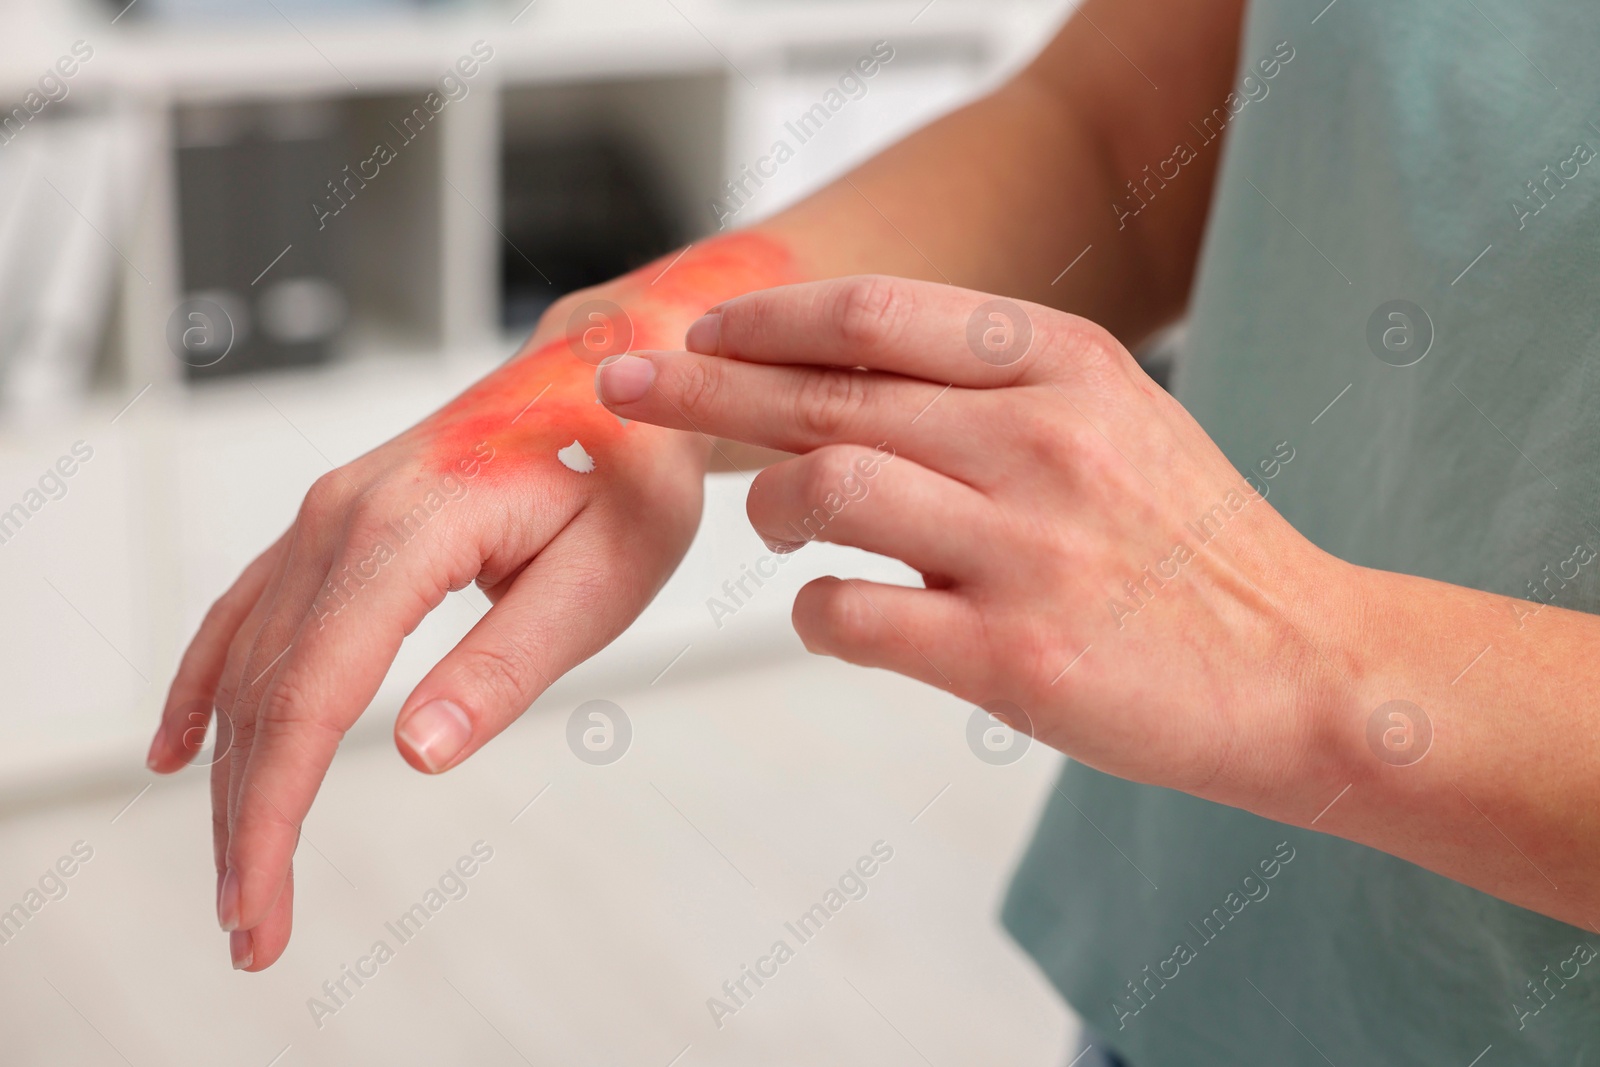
[557,439,595,473]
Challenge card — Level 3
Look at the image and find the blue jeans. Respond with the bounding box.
[1069,1029,1132,1067]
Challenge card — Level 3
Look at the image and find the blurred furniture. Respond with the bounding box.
[0,0,1065,395]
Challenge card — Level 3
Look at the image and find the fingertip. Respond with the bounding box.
[232,927,286,972]
[230,929,253,971]
[223,859,288,935]
[594,354,657,406]
[235,869,294,972]
[146,726,187,775]
[233,883,286,940]
[151,693,222,775]
[792,576,844,657]
[685,311,722,355]
[145,725,165,771]
[396,698,473,774]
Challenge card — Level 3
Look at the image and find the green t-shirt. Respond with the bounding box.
[1002,1,1600,1062]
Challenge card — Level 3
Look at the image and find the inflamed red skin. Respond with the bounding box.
[149,231,801,973]
[419,232,800,484]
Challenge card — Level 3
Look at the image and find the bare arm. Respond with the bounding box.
[539,0,1252,391]
[721,3,1600,934]
[604,1,1600,935]
[659,0,1246,468]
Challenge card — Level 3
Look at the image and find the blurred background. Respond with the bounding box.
[0,0,1084,1062]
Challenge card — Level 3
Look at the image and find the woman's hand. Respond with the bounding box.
[596,275,1356,813]
[148,235,798,972]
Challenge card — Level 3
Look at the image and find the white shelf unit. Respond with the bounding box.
[1,0,1062,388]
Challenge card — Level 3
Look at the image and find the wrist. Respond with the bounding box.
[1276,562,1467,825]
[541,230,804,353]
[1223,546,1373,826]
[530,232,804,474]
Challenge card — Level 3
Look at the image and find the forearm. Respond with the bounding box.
[539,71,1154,376]
[542,0,1248,364]
[757,0,1248,347]
[752,76,1145,328]
[1264,558,1600,930]
[504,0,1245,471]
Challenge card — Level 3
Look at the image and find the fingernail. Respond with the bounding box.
[594,355,656,405]
[764,538,807,554]
[685,312,721,355]
[217,867,240,931]
[145,725,164,771]
[398,699,472,773]
[230,929,253,971]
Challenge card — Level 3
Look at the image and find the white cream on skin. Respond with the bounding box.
[557,440,595,473]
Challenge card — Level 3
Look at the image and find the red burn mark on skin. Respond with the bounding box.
[418,231,800,477]
[420,349,621,481]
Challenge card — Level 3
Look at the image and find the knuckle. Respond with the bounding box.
[1024,419,1075,470]
[342,492,392,546]
[798,447,860,509]
[1012,397,1086,456]
[457,643,534,713]
[551,559,613,611]
[257,672,345,750]
[1049,314,1129,384]
[256,670,310,728]
[800,579,875,648]
[300,471,352,521]
[675,356,727,425]
[238,785,301,840]
[211,679,239,718]
[833,276,908,352]
[1012,406,1067,464]
[1019,419,1101,483]
[793,370,867,440]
